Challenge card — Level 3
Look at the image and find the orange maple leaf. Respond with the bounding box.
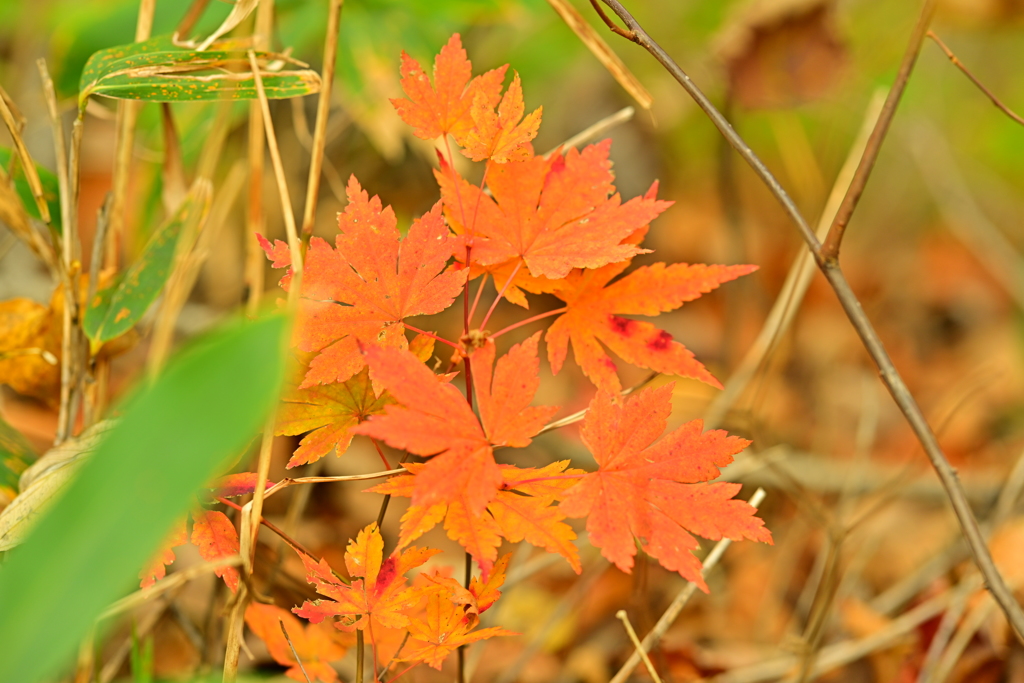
[370,461,582,578]
[391,33,507,145]
[352,332,557,515]
[460,73,542,163]
[245,602,352,683]
[294,523,439,633]
[138,520,187,589]
[547,254,757,393]
[259,175,465,387]
[402,563,516,670]
[436,141,671,280]
[191,510,241,593]
[560,385,772,591]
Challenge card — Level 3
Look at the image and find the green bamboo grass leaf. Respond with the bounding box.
[0,146,62,232]
[0,415,35,509]
[78,35,321,107]
[0,313,287,683]
[83,179,212,344]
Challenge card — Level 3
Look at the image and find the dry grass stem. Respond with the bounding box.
[99,556,244,620]
[616,610,664,683]
[546,0,651,110]
[544,105,634,156]
[300,0,344,238]
[0,84,50,223]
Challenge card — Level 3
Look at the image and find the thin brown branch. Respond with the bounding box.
[819,0,935,259]
[928,31,1024,127]
[594,0,1024,644]
[300,0,344,238]
[280,619,312,683]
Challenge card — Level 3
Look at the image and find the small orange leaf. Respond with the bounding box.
[190,510,240,592]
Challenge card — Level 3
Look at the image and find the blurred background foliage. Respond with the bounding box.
[2,0,1024,681]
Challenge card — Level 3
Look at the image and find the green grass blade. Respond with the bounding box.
[0,313,287,683]
[79,35,321,106]
[0,414,35,507]
[83,179,212,344]
[0,146,62,232]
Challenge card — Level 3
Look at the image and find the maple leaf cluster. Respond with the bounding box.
[134,33,773,678]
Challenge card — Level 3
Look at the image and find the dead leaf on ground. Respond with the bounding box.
[714,0,848,109]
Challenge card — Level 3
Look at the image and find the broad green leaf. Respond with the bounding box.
[0,415,35,508]
[83,179,212,344]
[0,146,62,232]
[0,313,287,683]
[78,35,321,107]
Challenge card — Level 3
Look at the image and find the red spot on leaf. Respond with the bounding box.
[609,315,635,336]
[648,330,673,351]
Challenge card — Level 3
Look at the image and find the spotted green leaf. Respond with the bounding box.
[83,179,212,344]
[78,35,321,107]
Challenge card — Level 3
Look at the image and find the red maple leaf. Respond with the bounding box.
[210,472,276,498]
[547,253,757,393]
[560,385,772,591]
[246,602,352,683]
[391,33,507,145]
[436,141,670,280]
[352,332,557,515]
[294,523,439,633]
[369,461,582,578]
[191,510,241,593]
[259,175,465,387]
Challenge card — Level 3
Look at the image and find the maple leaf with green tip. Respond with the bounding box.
[276,366,395,468]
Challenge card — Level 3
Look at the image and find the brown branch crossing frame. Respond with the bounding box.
[591,0,1024,640]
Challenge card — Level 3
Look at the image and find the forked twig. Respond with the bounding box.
[593,0,1024,640]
